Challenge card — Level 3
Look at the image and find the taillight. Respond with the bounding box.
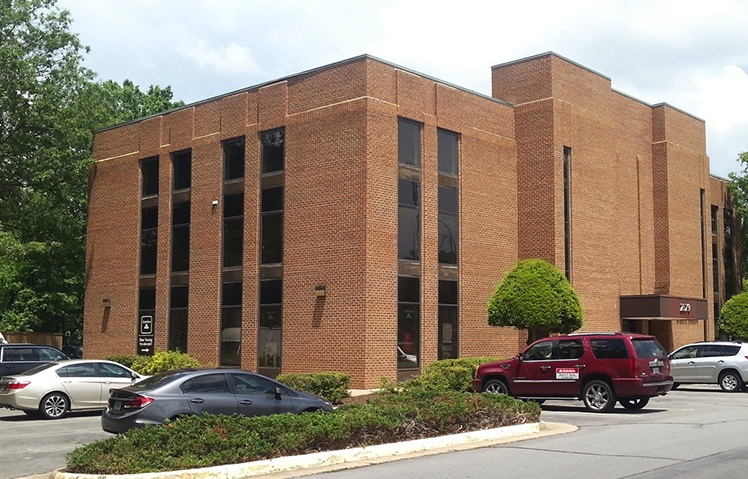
[6,381,30,390]
[122,395,154,409]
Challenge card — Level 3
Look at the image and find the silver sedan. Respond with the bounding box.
[0,359,144,419]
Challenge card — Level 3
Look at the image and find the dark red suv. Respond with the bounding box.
[472,332,673,412]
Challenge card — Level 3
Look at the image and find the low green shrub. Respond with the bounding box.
[65,389,539,475]
[402,357,503,392]
[130,350,202,375]
[104,355,139,369]
[276,371,351,404]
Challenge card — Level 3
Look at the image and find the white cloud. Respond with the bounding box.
[176,37,260,75]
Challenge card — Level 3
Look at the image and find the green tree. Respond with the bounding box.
[488,259,583,343]
[0,0,183,341]
[718,291,748,340]
[727,151,748,280]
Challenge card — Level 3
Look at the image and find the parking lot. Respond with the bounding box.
[2,384,746,479]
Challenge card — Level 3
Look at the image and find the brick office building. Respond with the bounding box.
[84,52,741,388]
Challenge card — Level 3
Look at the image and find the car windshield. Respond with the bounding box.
[632,338,667,358]
[129,370,188,389]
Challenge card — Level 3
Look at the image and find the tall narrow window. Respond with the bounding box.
[261,129,285,174]
[169,286,188,353]
[259,279,282,369]
[140,206,158,275]
[223,194,244,268]
[438,280,458,360]
[563,146,572,280]
[141,157,159,197]
[398,118,421,167]
[261,187,283,264]
[172,150,192,191]
[223,137,245,180]
[711,205,719,236]
[398,179,420,261]
[220,282,242,367]
[397,276,420,369]
[438,186,458,264]
[437,128,458,175]
[713,244,719,293]
[171,202,190,272]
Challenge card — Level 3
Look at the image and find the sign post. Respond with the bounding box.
[137,315,155,356]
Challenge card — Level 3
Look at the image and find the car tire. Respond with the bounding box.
[619,397,649,410]
[483,379,510,395]
[718,371,744,392]
[582,380,616,412]
[39,392,69,419]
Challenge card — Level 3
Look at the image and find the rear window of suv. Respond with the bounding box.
[631,338,666,358]
[590,339,628,358]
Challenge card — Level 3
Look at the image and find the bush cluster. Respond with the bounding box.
[130,350,203,375]
[276,371,351,404]
[65,389,540,475]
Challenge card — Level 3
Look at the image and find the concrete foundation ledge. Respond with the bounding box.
[50,422,574,479]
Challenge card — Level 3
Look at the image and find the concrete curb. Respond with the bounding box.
[50,422,576,479]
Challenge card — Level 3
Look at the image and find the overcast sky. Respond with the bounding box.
[57,0,748,177]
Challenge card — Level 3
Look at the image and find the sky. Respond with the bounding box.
[57,0,748,178]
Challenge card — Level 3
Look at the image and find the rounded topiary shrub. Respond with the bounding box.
[719,291,748,340]
[488,259,583,339]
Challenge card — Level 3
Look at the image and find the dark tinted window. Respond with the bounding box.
[398,118,421,167]
[141,157,159,197]
[261,187,284,212]
[398,276,419,303]
[437,128,459,175]
[590,339,629,359]
[172,150,192,190]
[556,340,584,360]
[631,339,666,358]
[524,341,553,360]
[261,128,285,173]
[58,363,97,377]
[224,137,245,180]
[181,373,230,394]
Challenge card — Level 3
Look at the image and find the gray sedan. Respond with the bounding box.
[101,368,334,433]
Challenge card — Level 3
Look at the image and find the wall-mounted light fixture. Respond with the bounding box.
[314,285,326,297]
[102,298,111,307]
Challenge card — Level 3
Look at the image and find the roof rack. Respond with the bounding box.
[566,332,622,336]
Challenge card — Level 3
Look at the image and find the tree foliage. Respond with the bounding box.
[718,291,748,340]
[488,259,583,341]
[0,0,183,341]
[727,151,748,279]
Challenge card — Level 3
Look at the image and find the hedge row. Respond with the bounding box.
[65,389,540,475]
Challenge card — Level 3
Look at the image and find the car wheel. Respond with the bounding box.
[619,397,649,410]
[582,380,616,412]
[719,371,744,392]
[483,379,510,395]
[39,392,69,419]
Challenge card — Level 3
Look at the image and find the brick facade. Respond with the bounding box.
[84,53,741,387]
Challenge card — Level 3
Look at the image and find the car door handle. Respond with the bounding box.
[239,400,253,405]
[189,398,204,404]
[540,366,551,371]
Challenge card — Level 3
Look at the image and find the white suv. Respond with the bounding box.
[669,341,748,392]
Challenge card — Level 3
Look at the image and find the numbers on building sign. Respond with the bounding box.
[679,303,691,313]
